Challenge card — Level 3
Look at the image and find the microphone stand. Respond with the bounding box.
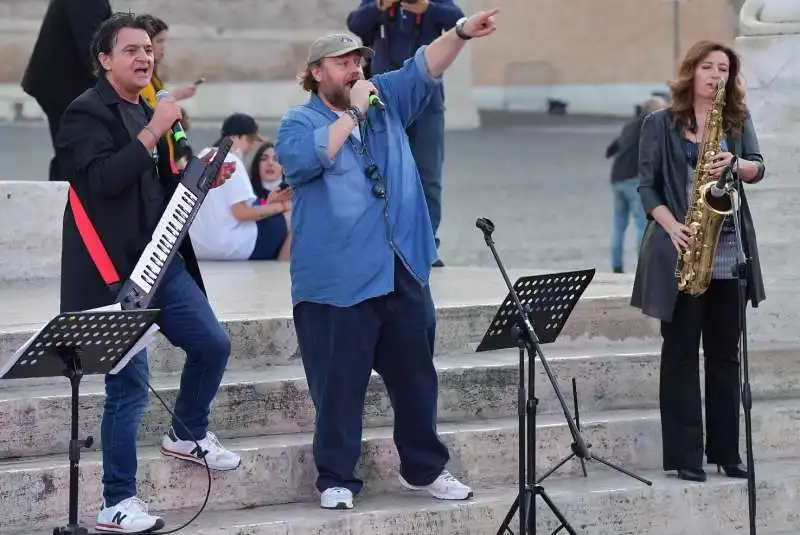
[725,166,757,535]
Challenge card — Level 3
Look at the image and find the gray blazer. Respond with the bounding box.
[630,108,767,322]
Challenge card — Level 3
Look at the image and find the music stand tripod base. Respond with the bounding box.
[0,309,160,535]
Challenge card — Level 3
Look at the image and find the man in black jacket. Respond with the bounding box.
[56,13,239,533]
[605,96,666,273]
[22,0,113,182]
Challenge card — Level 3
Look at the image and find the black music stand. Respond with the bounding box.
[0,309,160,535]
[474,217,652,535]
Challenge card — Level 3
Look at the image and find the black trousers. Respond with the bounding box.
[660,278,743,470]
[293,255,450,495]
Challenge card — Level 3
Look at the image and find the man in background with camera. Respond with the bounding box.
[347,0,465,267]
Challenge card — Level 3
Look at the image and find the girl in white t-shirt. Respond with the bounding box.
[189,136,292,262]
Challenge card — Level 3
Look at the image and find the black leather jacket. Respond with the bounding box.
[630,108,767,322]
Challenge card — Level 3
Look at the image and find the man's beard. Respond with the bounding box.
[320,84,349,110]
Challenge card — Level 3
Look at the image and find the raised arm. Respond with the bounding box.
[376,8,499,126]
[374,46,441,128]
[423,8,497,78]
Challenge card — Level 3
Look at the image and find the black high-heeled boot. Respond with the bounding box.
[677,467,707,482]
[717,463,748,478]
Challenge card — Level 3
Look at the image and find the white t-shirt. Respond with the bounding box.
[188,148,258,260]
[334,111,362,142]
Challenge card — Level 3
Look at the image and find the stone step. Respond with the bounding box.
[2,402,799,531]
[0,275,660,379]
[1,344,798,459]
[16,458,800,535]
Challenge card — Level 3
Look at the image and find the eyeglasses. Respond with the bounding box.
[365,163,385,198]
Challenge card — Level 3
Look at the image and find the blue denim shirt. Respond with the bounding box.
[275,46,440,307]
[346,0,463,112]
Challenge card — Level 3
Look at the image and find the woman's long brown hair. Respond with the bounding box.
[668,40,748,135]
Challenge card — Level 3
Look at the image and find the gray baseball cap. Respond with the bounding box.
[306,33,374,66]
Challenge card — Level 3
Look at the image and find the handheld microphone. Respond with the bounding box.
[155,90,190,150]
[368,93,385,110]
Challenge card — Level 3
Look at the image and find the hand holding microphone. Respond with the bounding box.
[153,90,190,150]
[350,80,385,115]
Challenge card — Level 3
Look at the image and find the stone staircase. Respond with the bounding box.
[1,266,799,534]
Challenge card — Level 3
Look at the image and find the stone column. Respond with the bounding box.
[736,0,800,186]
[734,0,800,337]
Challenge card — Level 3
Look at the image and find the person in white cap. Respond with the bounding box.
[275,7,500,511]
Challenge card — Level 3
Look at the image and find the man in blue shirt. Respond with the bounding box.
[347,0,465,267]
[275,8,499,510]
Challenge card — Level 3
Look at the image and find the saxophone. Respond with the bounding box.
[675,78,734,296]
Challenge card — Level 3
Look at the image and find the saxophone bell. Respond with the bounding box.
[700,180,734,215]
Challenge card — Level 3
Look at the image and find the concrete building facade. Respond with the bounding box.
[468,0,740,114]
[0,0,741,120]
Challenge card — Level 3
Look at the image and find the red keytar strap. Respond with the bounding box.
[68,186,121,286]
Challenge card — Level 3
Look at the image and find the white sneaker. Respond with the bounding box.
[160,427,241,471]
[399,470,474,500]
[320,487,354,509]
[95,496,165,533]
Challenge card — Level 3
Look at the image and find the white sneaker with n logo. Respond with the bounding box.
[160,427,241,471]
[95,496,164,533]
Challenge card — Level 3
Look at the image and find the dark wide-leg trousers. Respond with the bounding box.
[659,278,743,470]
[293,255,450,495]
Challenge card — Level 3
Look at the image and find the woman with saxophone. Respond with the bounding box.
[631,40,766,483]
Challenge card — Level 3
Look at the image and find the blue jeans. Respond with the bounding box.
[406,104,445,247]
[611,178,646,271]
[101,258,231,507]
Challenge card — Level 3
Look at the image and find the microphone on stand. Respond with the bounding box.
[155,90,191,151]
[709,155,739,198]
[709,167,732,198]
